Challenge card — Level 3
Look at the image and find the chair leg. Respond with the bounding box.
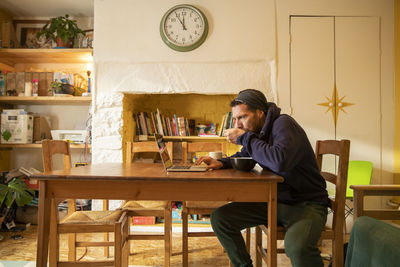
[182,207,189,267]
[67,233,76,261]
[164,204,172,267]
[49,199,59,266]
[122,213,129,267]
[255,226,262,267]
[115,221,122,267]
[103,199,110,257]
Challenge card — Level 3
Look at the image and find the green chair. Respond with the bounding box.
[345,160,373,218]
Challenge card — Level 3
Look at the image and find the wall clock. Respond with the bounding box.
[160,4,209,52]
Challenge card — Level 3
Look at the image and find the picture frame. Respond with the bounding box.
[13,20,53,48]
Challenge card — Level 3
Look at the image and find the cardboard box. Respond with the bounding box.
[132,216,155,225]
[33,116,51,142]
[1,109,34,144]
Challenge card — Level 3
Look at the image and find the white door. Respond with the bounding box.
[290,16,381,171]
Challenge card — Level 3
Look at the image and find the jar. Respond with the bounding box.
[32,79,39,96]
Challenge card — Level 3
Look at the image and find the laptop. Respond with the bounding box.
[155,134,207,172]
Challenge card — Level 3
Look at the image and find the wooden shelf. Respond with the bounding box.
[146,136,226,141]
[0,143,91,149]
[0,96,91,105]
[0,48,93,68]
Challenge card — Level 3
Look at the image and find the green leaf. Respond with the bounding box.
[0,178,34,208]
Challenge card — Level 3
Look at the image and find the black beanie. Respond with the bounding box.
[233,89,268,112]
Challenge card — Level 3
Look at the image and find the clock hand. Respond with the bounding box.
[175,12,185,30]
[182,15,187,31]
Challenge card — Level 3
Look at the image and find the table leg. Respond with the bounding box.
[36,181,51,267]
[267,183,277,267]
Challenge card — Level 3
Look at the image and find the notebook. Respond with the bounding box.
[155,134,207,172]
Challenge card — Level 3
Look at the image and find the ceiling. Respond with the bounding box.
[0,0,94,18]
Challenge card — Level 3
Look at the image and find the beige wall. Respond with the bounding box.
[394,0,400,186]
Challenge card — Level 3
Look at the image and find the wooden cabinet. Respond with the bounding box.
[0,48,93,171]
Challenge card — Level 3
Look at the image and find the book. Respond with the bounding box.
[45,72,54,96]
[16,72,25,95]
[156,109,164,136]
[173,114,179,136]
[0,73,5,96]
[133,113,141,135]
[172,117,178,136]
[219,114,226,136]
[138,112,148,135]
[38,72,47,96]
[149,112,157,134]
[6,72,16,95]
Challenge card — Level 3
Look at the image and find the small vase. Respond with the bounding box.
[55,37,72,48]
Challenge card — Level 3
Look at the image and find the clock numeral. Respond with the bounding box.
[189,35,193,39]
[194,31,198,35]
[182,11,186,16]
[194,18,198,22]
[170,31,174,35]
[196,24,199,29]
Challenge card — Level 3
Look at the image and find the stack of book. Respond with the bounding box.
[219,112,236,136]
[134,109,194,137]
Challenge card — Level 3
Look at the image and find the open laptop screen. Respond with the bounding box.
[155,134,173,169]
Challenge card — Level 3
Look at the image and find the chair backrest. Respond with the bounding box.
[41,139,75,213]
[42,139,72,172]
[126,141,173,163]
[346,161,373,198]
[315,140,350,232]
[181,142,227,163]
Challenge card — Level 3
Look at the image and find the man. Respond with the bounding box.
[197,89,329,267]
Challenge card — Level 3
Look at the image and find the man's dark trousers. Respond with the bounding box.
[211,202,328,267]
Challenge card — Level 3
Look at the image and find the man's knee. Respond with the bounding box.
[285,240,308,259]
[210,206,225,228]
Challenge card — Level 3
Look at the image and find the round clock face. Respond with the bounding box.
[160,4,208,52]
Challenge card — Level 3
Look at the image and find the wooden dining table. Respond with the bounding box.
[32,162,283,267]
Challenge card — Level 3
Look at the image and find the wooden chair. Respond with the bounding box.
[42,139,128,266]
[181,141,250,267]
[124,141,173,267]
[255,139,350,267]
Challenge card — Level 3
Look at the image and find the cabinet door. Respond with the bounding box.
[335,17,380,165]
[290,16,381,168]
[290,17,336,145]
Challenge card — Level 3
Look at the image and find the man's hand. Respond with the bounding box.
[224,128,245,144]
[196,156,223,170]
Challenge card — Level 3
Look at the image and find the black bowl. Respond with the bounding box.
[230,157,256,171]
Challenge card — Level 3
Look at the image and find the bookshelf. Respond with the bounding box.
[0,96,91,105]
[122,93,241,162]
[0,48,93,171]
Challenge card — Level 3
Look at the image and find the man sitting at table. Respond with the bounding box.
[197,89,330,267]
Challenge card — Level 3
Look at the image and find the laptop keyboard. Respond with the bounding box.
[169,165,192,169]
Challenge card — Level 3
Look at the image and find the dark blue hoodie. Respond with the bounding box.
[219,102,329,205]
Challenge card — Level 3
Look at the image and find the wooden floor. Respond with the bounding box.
[0,224,338,266]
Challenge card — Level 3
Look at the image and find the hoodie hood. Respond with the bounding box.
[259,102,281,140]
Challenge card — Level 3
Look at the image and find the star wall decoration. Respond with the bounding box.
[318,84,354,127]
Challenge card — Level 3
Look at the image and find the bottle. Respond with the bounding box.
[32,78,39,96]
[24,82,32,96]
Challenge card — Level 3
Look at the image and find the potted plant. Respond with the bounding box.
[36,14,85,48]
[0,176,34,234]
[51,81,75,95]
